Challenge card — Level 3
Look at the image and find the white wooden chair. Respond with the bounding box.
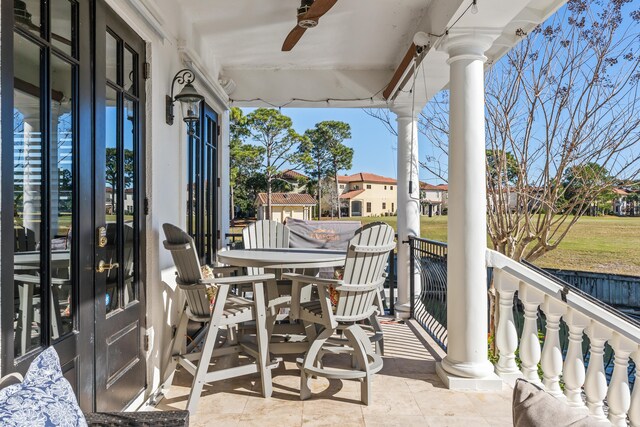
[162,223,278,414]
[283,222,395,405]
[241,219,290,274]
[242,219,294,327]
[242,220,319,354]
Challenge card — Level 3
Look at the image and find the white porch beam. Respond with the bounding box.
[226,69,396,108]
[391,101,422,320]
[436,29,502,390]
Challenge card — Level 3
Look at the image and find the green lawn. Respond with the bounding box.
[328,215,640,276]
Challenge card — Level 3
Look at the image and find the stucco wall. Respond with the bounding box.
[258,205,311,223]
[342,182,397,217]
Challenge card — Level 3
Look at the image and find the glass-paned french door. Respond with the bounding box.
[3,0,94,409]
[13,0,79,359]
[186,104,218,265]
[2,0,146,412]
[94,1,146,411]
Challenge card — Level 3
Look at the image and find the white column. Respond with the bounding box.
[390,102,421,320]
[22,114,42,244]
[436,30,501,389]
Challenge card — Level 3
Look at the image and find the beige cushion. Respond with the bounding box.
[512,379,600,427]
[200,265,218,310]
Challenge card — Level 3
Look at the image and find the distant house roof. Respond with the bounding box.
[339,189,365,199]
[256,192,316,206]
[420,182,448,191]
[278,169,307,180]
[338,172,397,185]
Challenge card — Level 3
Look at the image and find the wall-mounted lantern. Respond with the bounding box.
[166,69,204,135]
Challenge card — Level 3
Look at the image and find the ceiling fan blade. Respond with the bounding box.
[282,25,308,51]
[305,0,338,20]
[281,0,337,52]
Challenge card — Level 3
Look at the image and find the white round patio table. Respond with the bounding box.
[217,247,347,355]
[217,248,346,270]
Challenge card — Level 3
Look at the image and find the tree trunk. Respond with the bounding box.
[266,179,272,220]
[317,161,322,219]
[334,169,341,219]
[230,185,235,223]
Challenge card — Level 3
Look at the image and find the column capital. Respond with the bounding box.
[436,27,501,63]
[390,100,423,119]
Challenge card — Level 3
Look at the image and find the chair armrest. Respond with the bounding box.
[281,273,343,287]
[0,372,23,389]
[209,265,242,276]
[199,273,274,285]
[335,283,380,292]
[283,273,341,322]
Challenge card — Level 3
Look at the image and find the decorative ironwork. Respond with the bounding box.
[409,236,448,350]
[165,69,197,126]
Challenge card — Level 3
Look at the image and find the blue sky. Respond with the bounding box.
[241,107,436,183]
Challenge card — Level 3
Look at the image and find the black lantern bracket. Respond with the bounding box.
[166,68,199,126]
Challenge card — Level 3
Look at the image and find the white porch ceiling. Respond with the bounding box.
[153,0,567,108]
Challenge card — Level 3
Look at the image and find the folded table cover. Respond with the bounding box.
[285,218,362,251]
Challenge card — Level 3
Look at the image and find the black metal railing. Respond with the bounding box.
[409,236,449,350]
[225,232,243,249]
[386,245,396,315]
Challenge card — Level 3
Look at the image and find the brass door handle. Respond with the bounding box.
[97,260,119,273]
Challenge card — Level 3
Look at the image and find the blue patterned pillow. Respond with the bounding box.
[0,347,87,427]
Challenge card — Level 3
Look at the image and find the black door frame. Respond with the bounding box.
[187,103,219,265]
[0,0,95,411]
[93,0,147,411]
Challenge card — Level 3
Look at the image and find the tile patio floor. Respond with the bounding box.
[155,319,513,426]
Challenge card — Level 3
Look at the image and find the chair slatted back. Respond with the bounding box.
[163,223,210,318]
[242,220,290,275]
[336,222,395,320]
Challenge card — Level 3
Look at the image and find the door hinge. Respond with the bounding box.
[144,197,150,215]
[144,334,150,352]
[217,124,221,136]
[143,62,151,80]
[217,177,221,188]
[217,230,221,240]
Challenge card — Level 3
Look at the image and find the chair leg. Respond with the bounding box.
[300,327,333,401]
[369,314,384,356]
[186,286,229,414]
[302,320,317,343]
[344,325,374,406]
[227,325,238,345]
[186,319,221,414]
[253,282,273,398]
[161,310,188,386]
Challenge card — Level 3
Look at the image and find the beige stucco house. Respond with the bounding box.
[420,182,448,216]
[338,173,397,217]
[277,169,308,194]
[255,193,316,223]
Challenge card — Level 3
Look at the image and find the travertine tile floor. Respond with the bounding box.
[156,319,513,426]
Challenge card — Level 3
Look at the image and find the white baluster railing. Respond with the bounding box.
[562,309,590,408]
[517,284,545,386]
[493,269,521,381]
[487,249,640,425]
[540,299,567,398]
[584,323,611,421]
[630,350,640,427]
